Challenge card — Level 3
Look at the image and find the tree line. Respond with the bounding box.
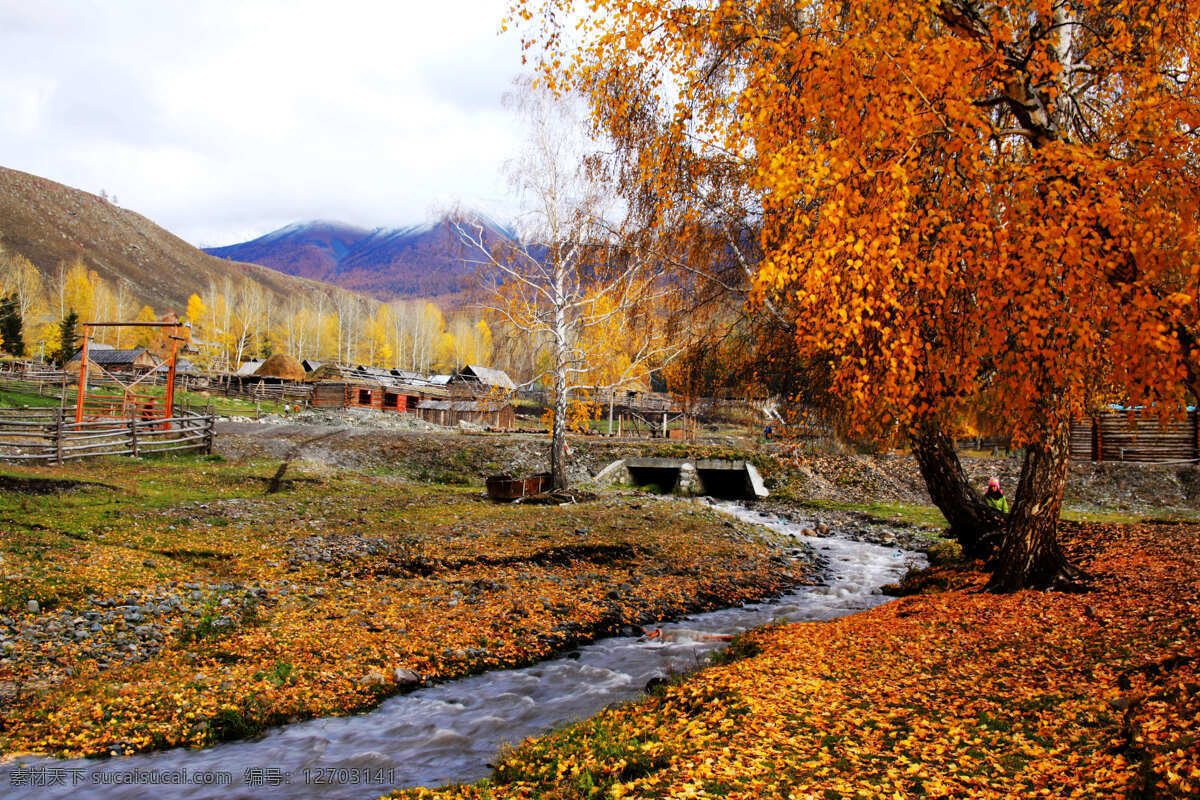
[0,247,666,393]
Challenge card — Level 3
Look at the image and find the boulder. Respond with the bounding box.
[358,671,387,688]
[393,667,421,686]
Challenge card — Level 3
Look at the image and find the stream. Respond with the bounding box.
[1,501,923,799]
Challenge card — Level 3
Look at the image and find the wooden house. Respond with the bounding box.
[1070,408,1199,463]
[307,363,437,413]
[66,347,158,374]
[450,365,516,395]
[416,398,516,429]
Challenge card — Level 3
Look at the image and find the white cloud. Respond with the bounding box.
[0,0,527,246]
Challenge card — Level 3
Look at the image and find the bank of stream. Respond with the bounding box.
[0,502,923,799]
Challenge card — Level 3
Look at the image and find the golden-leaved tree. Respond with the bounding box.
[514,0,1200,588]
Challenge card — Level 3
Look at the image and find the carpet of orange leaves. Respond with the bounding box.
[0,459,803,758]
[395,521,1199,799]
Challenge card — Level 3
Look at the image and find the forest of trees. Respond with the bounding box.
[0,245,667,395]
[0,248,496,372]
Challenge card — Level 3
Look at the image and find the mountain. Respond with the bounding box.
[0,165,342,313]
[204,215,517,299]
[202,220,373,283]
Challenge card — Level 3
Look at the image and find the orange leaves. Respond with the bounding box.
[399,521,1199,799]
[0,461,805,759]
[510,0,1200,446]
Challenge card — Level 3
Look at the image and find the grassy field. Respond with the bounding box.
[0,381,287,416]
[0,455,804,758]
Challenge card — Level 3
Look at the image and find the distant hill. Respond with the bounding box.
[0,165,343,314]
[205,215,517,299]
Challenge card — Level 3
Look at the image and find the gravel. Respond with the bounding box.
[0,582,280,702]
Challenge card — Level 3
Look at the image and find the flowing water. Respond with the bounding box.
[1,501,923,799]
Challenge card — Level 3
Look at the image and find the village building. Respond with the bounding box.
[66,347,158,374]
[416,398,516,429]
[449,365,516,395]
[1070,407,1200,463]
[155,358,198,376]
[308,363,442,413]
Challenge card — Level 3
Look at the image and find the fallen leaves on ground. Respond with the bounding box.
[394,521,1199,799]
[0,458,803,758]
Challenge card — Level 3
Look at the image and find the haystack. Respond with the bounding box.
[254,354,305,381]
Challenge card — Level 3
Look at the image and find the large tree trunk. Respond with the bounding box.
[989,421,1076,591]
[910,422,1004,557]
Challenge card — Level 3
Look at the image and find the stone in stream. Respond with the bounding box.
[359,671,387,688]
[25,600,38,614]
[393,668,421,686]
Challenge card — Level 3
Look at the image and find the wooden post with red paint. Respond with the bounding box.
[74,324,91,424]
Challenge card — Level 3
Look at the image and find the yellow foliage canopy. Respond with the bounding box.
[514,0,1200,444]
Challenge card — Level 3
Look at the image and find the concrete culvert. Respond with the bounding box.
[695,468,754,500]
[626,463,682,494]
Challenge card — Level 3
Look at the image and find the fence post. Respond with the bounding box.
[204,414,214,454]
[130,416,139,458]
[54,407,64,465]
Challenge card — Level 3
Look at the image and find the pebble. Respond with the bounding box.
[4,581,276,694]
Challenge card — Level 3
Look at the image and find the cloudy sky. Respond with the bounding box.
[0,0,528,247]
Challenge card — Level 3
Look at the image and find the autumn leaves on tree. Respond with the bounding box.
[513,0,1200,587]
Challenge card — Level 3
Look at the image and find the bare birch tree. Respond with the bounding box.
[458,82,679,490]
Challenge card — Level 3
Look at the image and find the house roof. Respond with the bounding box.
[308,363,447,395]
[301,359,324,372]
[390,369,429,384]
[155,358,198,373]
[67,347,153,366]
[453,365,515,390]
[235,360,264,376]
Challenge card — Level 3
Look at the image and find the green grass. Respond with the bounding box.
[0,383,286,416]
[82,385,286,416]
[1060,507,1200,524]
[794,498,1200,528]
[0,387,61,408]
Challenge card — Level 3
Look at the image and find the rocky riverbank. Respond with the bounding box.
[0,458,815,759]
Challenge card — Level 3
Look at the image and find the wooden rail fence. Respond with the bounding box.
[1070,410,1200,463]
[0,407,215,464]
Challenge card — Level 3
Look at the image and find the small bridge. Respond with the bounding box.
[593,457,768,500]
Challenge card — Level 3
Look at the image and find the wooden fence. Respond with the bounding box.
[1070,410,1199,463]
[189,375,313,404]
[0,407,215,464]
